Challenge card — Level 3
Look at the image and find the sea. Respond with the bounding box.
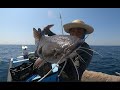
[0,45,120,82]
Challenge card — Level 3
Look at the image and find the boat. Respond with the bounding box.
[7,46,59,82]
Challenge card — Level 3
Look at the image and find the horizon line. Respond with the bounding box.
[0,44,120,46]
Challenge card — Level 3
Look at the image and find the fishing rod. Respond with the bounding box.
[59,12,64,35]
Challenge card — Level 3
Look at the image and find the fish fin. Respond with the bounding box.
[43,24,54,35]
[38,28,42,34]
[33,28,42,46]
[33,28,42,40]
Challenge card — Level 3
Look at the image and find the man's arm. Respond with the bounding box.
[76,42,93,67]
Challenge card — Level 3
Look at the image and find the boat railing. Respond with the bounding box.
[7,51,59,82]
[7,57,30,82]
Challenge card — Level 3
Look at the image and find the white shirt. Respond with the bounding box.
[23,49,28,56]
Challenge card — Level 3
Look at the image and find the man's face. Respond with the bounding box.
[69,28,85,38]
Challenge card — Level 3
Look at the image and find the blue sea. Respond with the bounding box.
[0,45,120,82]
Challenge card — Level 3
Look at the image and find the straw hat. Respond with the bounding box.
[63,19,94,34]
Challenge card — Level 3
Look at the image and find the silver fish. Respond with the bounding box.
[33,28,81,65]
[32,28,98,81]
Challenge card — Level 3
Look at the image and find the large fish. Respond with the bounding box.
[33,28,82,69]
[32,27,100,81]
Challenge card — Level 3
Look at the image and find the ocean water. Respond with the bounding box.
[0,45,120,82]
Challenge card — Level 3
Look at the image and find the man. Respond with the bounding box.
[61,19,94,81]
[23,48,28,59]
[35,19,94,81]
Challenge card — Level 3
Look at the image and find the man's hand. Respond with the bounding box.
[33,57,45,70]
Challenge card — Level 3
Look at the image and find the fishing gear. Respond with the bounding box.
[59,12,64,35]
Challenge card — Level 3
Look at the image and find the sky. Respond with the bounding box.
[0,8,120,46]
